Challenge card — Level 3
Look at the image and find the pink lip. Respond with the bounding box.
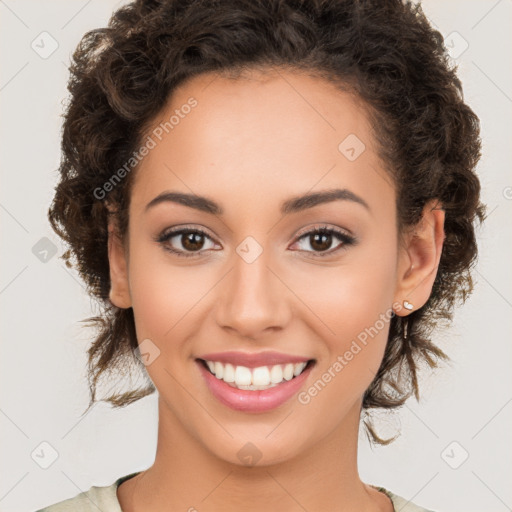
[198,350,311,368]
[196,359,314,413]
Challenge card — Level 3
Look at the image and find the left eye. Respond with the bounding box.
[156,225,356,258]
[292,227,356,256]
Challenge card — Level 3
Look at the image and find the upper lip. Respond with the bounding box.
[197,351,313,368]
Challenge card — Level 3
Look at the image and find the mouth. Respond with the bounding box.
[195,357,316,412]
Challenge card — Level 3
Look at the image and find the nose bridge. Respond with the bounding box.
[215,239,289,337]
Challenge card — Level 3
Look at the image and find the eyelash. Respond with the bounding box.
[155,225,356,259]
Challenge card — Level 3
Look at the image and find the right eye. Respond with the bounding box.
[156,226,219,258]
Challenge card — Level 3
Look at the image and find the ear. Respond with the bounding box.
[393,199,445,316]
[107,210,132,309]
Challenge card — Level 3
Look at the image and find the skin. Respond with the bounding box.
[109,68,445,512]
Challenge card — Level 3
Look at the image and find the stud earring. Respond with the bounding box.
[402,300,413,341]
[403,300,414,311]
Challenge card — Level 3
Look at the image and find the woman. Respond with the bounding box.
[37,0,485,510]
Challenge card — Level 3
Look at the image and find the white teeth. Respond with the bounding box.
[214,361,224,379]
[223,363,235,382]
[234,365,252,385]
[204,359,309,389]
[252,366,270,386]
[294,362,307,376]
[283,363,294,381]
[270,364,283,383]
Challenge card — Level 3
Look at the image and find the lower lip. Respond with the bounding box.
[196,360,314,413]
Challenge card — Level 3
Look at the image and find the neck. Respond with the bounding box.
[118,397,390,512]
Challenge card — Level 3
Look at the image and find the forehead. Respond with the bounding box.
[130,69,393,218]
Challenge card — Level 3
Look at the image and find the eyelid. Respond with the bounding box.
[157,224,215,240]
[293,223,354,240]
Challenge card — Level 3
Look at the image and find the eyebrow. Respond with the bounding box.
[144,188,371,215]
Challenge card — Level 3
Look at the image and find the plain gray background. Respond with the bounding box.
[1,1,511,511]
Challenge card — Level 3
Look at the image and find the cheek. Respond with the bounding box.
[296,249,396,344]
[291,241,397,393]
[127,240,213,343]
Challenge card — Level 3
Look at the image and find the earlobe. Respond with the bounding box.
[107,216,132,309]
[393,199,445,316]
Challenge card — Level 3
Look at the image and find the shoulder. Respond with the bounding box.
[34,483,120,512]
[372,485,437,512]
[34,473,140,512]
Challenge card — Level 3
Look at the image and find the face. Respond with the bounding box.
[108,68,444,467]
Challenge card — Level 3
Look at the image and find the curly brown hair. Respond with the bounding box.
[48,0,486,444]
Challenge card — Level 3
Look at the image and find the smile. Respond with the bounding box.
[195,355,316,413]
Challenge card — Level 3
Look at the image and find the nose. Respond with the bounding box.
[214,246,291,340]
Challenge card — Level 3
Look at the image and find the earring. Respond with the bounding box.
[402,300,413,340]
[403,317,409,341]
[403,300,414,310]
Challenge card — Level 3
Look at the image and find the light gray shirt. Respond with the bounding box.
[35,472,435,512]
